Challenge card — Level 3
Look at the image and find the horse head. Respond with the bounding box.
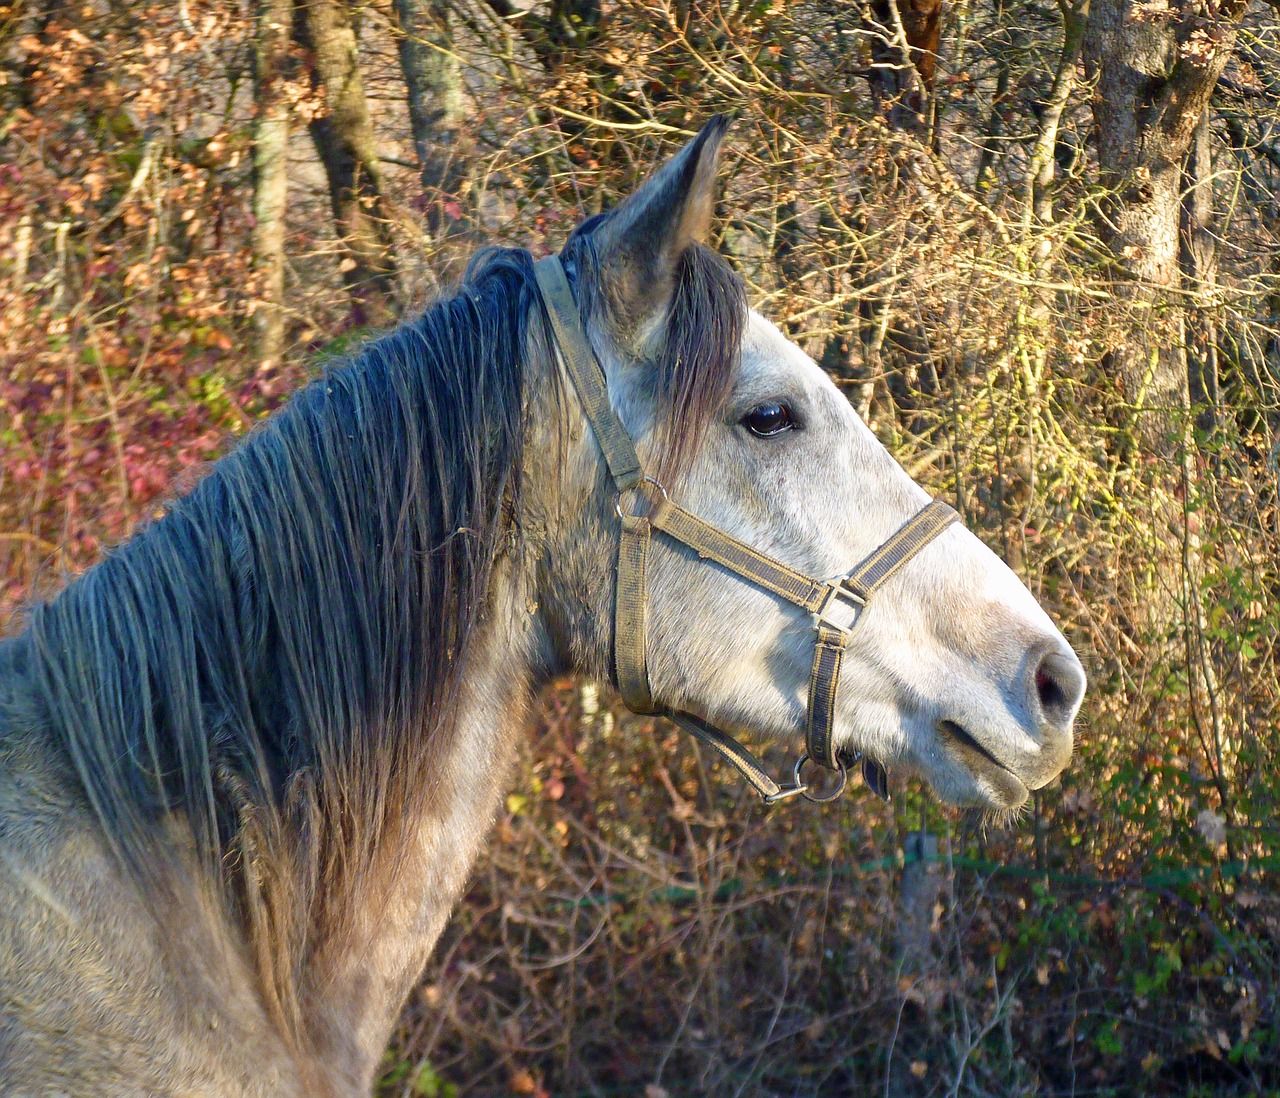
[533,117,1085,811]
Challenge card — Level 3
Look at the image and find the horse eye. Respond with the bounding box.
[742,402,796,438]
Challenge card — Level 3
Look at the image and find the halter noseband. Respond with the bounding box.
[533,255,957,804]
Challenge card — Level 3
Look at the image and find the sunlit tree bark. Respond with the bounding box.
[1024,0,1088,264]
[251,0,293,370]
[393,0,468,236]
[295,0,398,327]
[1082,0,1248,451]
[1182,106,1219,429]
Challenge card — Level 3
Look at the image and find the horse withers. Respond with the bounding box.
[0,118,1084,1095]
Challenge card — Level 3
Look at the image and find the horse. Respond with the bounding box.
[0,117,1085,1095]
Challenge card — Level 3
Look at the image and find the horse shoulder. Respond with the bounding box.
[0,661,306,1096]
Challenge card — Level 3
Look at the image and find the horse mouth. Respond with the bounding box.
[936,720,1028,807]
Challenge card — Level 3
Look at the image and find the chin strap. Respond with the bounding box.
[533,254,958,804]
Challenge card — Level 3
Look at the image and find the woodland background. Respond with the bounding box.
[2,0,1280,1094]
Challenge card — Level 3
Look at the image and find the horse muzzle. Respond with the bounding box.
[935,639,1085,807]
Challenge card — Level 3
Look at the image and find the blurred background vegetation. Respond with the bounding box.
[2,0,1279,1093]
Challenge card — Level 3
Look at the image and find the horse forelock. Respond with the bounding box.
[20,247,537,1040]
[656,244,747,483]
[565,232,747,486]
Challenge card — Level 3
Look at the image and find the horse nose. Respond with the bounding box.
[1010,642,1083,790]
[1028,642,1086,735]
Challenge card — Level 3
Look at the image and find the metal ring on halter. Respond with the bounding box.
[795,753,848,804]
[614,475,670,521]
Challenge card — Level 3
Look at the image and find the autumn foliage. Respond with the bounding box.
[3,0,1280,1093]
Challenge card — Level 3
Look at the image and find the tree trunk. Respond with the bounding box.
[974,37,1011,192]
[1082,0,1245,452]
[866,0,943,134]
[296,0,398,328]
[392,0,468,236]
[1024,0,1088,267]
[826,1,943,420]
[1181,106,1219,431]
[251,0,293,371]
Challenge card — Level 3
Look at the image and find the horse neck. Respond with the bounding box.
[299,549,542,1086]
[292,347,593,1086]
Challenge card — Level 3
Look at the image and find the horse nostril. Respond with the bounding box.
[1036,666,1065,711]
[1032,649,1086,727]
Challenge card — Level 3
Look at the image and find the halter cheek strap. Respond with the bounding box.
[533,254,958,804]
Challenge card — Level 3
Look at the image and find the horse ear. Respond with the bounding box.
[590,115,730,339]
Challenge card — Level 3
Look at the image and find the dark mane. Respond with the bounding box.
[20,247,538,1027]
[6,229,746,1035]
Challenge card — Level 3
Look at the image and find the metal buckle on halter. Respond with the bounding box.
[812,579,865,634]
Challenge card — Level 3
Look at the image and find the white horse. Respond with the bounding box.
[0,118,1083,1095]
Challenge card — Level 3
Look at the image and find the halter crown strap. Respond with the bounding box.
[533,257,643,491]
[615,512,655,714]
[533,252,959,803]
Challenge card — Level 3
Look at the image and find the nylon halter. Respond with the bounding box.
[533,255,958,804]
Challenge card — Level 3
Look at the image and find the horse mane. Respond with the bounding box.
[11,231,746,1038]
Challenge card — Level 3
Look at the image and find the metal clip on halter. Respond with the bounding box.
[761,754,849,805]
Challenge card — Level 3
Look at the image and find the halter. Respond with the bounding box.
[533,255,958,804]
